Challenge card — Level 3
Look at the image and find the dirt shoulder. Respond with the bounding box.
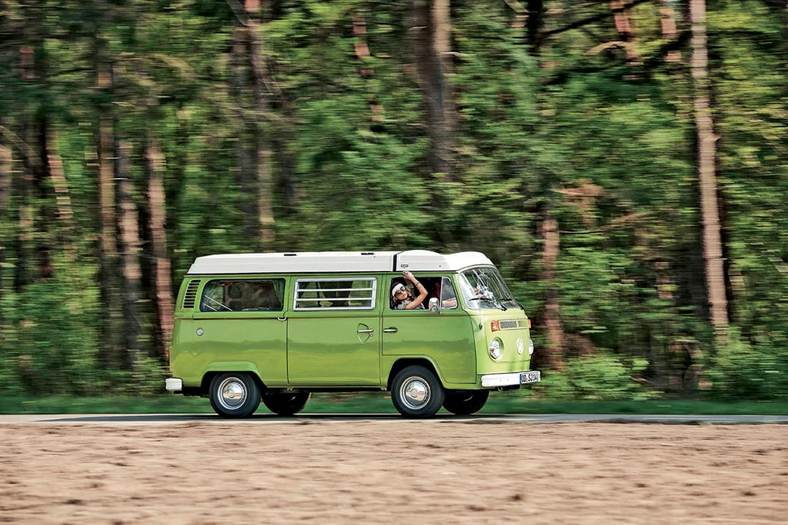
[1,422,786,524]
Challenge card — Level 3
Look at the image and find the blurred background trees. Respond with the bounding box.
[0,0,786,400]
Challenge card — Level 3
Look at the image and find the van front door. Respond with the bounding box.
[286,277,381,386]
[382,276,476,384]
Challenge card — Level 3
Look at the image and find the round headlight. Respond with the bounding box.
[489,339,502,360]
[528,338,535,355]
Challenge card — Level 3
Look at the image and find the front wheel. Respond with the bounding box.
[391,365,445,418]
[262,391,311,416]
[209,373,261,418]
[442,390,489,415]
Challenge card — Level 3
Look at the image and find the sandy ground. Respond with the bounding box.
[0,421,786,524]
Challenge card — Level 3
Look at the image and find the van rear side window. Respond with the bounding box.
[294,278,376,310]
[200,279,285,312]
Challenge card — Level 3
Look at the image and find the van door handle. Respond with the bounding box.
[383,327,398,333]
[277,317,287,322]
[357,329,374,334]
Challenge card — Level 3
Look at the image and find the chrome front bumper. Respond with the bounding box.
[481,370,541,388]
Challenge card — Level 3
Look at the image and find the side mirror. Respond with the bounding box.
[428,297,440,313]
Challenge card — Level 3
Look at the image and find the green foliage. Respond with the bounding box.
[535,354,659,401]
[1,0,787,402]
[0,279,101,396]
[708,331,788,401]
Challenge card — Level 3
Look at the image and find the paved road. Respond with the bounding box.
[1,413,786,425]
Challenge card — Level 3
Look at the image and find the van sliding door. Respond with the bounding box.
[287,277,381,386]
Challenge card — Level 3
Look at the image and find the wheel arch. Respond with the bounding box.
[386,358,442,391]
[201,369,266,396]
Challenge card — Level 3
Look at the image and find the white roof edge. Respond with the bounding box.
[186,250,495,275]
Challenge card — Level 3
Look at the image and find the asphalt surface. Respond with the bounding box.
[1,413,786,425]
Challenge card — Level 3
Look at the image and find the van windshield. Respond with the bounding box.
[459,267,518,311]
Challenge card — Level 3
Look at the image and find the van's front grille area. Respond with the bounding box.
[500,320,520,330]
[182,280,200,309]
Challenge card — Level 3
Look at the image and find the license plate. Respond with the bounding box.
[520,371,540,384]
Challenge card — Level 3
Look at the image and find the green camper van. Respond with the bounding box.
[165,250,539,418]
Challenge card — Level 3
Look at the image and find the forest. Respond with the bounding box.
[0,0,786,401]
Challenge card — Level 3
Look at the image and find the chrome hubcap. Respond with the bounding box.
[400,376,430,410]
[218,378,247,410]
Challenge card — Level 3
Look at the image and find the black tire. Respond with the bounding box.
[390,365,445,418]
[209,373,261,418]
[262,391,311,416]
[442,390,490,415]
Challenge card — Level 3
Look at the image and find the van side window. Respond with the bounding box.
[295,278,376,310]
[390,276,447,310]
[441,277,458,310]
[200,279,285,312]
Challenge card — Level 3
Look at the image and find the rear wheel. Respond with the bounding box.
[209,373,261,418]
[442,390,489,415]
[391,365,445,419]
[262,391,311,416]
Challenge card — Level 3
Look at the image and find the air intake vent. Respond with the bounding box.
[182,280,200,309]
[500,320,519,330]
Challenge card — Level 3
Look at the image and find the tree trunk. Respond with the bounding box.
[540,210,565,371]
[97,54,117,264]
[44,127,76,266]
[353,12,385,122]
[17,43,36,290]
[610,0,640,66]
[231,23,256,244]
[94,33,124,368]
[660,0,681,62]
[412,0,454,178]
[146,139,174,362]
[690,0,728,342]
[246,0,275,251]
[0,127,10,312]
[525,0,545,51]
[522,1,565,371]
[117,141,142,373]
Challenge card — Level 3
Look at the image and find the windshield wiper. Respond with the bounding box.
[469,295,507,311]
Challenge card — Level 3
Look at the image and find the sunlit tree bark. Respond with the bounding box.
[540,210,565,370]
[660,0,681,62]
[146,139,174,362]
[117,141,141,372]
[44,128,76,263]
[690,0,728,342]
[610,0,640,65]
[0,128,10,310]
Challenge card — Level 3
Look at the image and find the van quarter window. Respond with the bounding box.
[294,278,377,310]
[200,279,285,312]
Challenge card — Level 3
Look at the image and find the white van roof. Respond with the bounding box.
[186,250,494,275]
